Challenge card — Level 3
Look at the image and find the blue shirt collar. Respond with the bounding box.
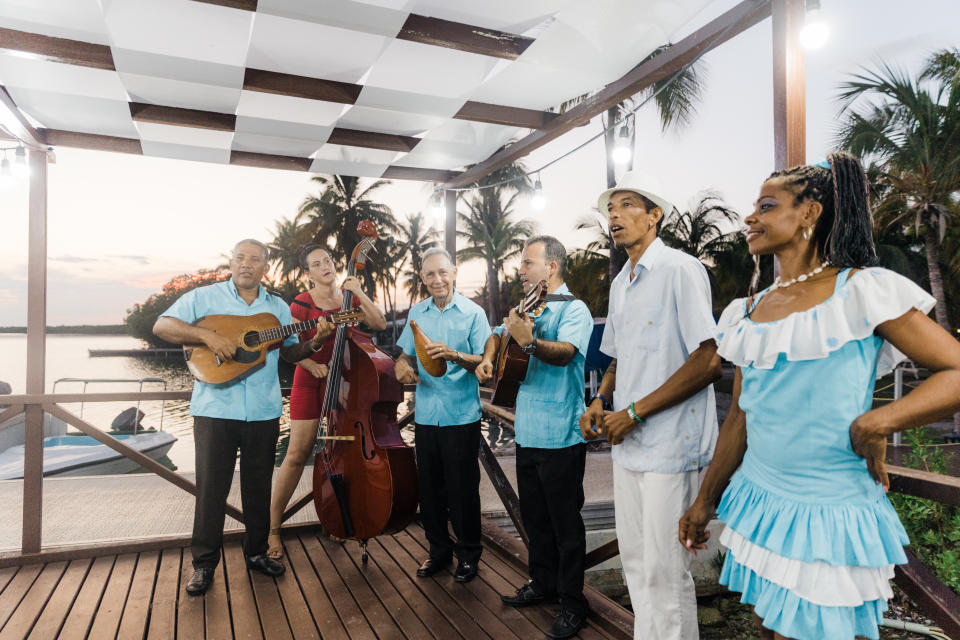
[426,288,463,313]
[227,278,267,304]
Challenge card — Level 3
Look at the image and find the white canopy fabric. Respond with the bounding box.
[0,0,711,177]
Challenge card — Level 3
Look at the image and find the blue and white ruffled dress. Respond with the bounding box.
[714,267,936,640]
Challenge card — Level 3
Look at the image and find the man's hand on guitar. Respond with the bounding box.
[311,318,335,348]
[394,356,420,385]
[475,359,494,384]
[503,309,535,347]
[299,360,328,379]
[579,399,605,441]
[202,329,236,363]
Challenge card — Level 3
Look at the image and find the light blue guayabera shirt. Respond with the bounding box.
[161,280,298,421]
[494,283,593,449]
[397,290,491,426]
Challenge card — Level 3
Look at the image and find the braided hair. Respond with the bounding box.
[768,151,878,268]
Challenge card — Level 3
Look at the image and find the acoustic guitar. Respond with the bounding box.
[183,309,364,385]
[489,280,549,407]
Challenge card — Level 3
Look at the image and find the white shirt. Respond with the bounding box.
[600,237,719,473]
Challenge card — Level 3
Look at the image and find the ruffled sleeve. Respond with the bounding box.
[715,268,935,377]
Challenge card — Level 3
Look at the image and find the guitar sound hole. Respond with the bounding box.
[243,331,260,348]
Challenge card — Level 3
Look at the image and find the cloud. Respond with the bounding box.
[50,255,99,263]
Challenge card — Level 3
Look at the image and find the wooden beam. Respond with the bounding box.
[192,0,258,10]
[0,404,24,427]
[443,0,773,188]
[397,14,534,61]
[584,537,620,570]
[894,549,960,639]
[772,0,805,168]
[444,189,457,261]
[381,166,460,182]
[327,127,420,152]
[0,27,114,71]
[243,68,362,104]
[229,150,312,172]
[455,101,558,129]
[0,86,46,149]
[22,147,48,555]
[41,129,143,155]
[888,465,960,507]
[129,102,236,132]
[477,438,528,546]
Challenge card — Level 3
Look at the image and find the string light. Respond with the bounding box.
[800,0,829,50]
[530,176,546,210]
[12,145,28,178]
[430,189,445,221]
[612,125,632,165]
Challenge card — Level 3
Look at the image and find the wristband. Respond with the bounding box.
[589,393,611,411]
[626,402,645,424]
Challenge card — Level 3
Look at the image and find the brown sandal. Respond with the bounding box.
[267,528,283,560]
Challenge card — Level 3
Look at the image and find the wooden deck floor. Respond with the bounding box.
[0,524,626,640]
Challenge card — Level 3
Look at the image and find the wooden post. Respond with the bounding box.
[772,0,806,169]
[444,189,456,264]
[23,147,48,554]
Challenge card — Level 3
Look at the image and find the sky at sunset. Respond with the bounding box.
[1,0,957,326]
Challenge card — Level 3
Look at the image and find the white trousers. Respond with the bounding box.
[614,464,700,640]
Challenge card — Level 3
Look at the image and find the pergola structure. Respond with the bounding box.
[13,1,959,638]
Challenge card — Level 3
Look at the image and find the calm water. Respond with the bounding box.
[0,334,513,473]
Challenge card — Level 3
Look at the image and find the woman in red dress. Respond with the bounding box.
[268,244,387,559]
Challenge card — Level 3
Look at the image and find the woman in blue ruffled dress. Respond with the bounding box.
[678,152,960,640]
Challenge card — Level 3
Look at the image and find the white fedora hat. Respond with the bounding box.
[597,170,675,217]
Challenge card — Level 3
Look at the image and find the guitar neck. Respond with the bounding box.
[257,318,321,345]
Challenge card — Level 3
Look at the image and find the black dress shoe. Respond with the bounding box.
[246,553,286,577]
[416,556,451,578]
[453,560,478,583]
[545,607,586,639]
[185,568,214,596]
[500,582,557,607]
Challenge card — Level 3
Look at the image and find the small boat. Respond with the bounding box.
[0,430,177,480]
[0,377,177,479]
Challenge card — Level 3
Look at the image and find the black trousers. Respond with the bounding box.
[192,416,279,569]
[516,442,588,616]
[415,421,482,564]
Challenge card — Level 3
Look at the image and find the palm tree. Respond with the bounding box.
[457,187,534,323]
[836,53,960,331]
[298,175,398,296]
[660,191,741,263]
[396,212,438,310]
[267,212,309,287]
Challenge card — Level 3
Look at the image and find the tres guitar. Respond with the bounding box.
[183,309,363,385]
[490,280,548,407]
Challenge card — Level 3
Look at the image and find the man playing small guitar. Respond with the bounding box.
[394,248,491,584]
[153,239,334,596]
[475,236,593,640]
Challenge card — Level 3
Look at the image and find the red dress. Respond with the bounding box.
[288,291,359,420]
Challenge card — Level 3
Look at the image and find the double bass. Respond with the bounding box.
[312,221,418,561]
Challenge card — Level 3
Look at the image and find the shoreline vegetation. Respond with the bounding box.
[0,325,126,335]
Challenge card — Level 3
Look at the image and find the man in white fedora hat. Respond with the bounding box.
[580,171,722,639]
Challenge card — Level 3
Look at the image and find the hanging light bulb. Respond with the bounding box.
[12,145,28,178]
[799,0,829,50]
[0,154,13,189]
[612,125,632,165]
[530,176,546,211]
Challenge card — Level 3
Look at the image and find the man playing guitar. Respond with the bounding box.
[476,235,593,639]
[153,239,334,596]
